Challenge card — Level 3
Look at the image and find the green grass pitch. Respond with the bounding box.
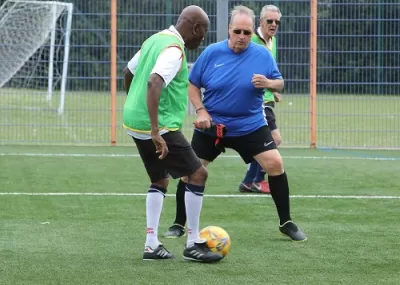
[1,145,400,284]
[0,90,399,148]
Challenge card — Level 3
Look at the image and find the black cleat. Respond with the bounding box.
[279,221,308,242]
[163,224,186,239]
[143,244,175,260]
[183,240,224,263]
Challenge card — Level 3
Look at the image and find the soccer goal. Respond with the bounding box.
[0,0,73,115]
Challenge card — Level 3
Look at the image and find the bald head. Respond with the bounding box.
[175,5,209,50]
[178,5,209,24]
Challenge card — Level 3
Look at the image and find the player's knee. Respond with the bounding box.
[259,151,283,175]
[149,183,168,195]
[267,155,283,175]
[188,165,208,185]
[180,176,189,183]
[151,178,169,190]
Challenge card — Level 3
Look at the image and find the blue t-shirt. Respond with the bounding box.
[189,39,283,137]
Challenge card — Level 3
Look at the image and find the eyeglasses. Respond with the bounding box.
[266,19,281,25]
[232,29,252,36]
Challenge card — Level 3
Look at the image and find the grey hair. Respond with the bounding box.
[260,5,282,19]
[230,5,255,26]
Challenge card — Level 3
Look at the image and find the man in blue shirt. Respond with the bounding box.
[164,5,307,242]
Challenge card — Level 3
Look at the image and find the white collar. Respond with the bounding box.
[257,27,272,47]
[257,27,264,40]
[167,25,185,45]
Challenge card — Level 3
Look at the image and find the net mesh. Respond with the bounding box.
[0,0,69,92]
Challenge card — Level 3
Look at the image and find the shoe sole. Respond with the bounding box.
[255,190,270,194]
[279,232,308,242]
[183,256,223,263]
[251,186,271,194]
[238,188,251,193]
[143,258,175,261]
[239,188,270,194]
[238,184,253,193]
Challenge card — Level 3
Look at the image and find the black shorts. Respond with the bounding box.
[191,126,276,164]
[133,131,202,183]
[264,102,277,131]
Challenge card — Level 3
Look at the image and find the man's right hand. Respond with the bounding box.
[194,109,212,129]
[151,130,169,159]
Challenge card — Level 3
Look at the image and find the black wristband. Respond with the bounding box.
[196,107,205,113]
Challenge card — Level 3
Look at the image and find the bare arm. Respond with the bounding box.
[189,82,212,129]
[123,67,133,94]
[124,50,141,95]
[252,74,284,93]
[147,74,165,134]
[146,46,182,134]
[265,78,284,92]
[188,83,204,112]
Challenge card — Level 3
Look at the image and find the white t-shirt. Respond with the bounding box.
[126,26,185,140]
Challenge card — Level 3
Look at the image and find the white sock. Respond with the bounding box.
[145,191,164,249]
[185,190,203,247]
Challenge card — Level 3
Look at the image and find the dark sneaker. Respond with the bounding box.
[143,244,175,260]
[183,240,224,263]
[279,221,308,242]
[239,182,252,193]
[163,224,186,239]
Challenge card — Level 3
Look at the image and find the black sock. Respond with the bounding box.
[173,179,187,227]
[268,172,291,225]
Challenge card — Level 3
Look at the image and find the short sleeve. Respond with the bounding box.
[127,50,141,74]
[266,54,283,80]
[189,49,208,89]
[151,46,183,87]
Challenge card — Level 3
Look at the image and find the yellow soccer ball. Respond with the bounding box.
[199,226,231,257]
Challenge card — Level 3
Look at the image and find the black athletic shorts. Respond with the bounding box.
[133,131,202,183]
[264,101,277,131]
[191,126,276,164]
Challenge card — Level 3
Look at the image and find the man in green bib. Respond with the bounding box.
[239,4,283,194]
[123,5,223,263]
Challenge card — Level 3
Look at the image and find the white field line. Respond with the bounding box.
[0,192,399,199]
[0,152,399,161]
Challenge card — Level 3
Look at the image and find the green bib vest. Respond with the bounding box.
[123,32,188,132]
[251,33,277,103]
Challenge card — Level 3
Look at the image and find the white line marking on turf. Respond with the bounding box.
[0,153,398,161]
[0,193,399,199]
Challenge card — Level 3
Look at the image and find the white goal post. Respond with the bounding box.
[0,0,73,115]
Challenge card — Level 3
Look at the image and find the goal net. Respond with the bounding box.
[0,0,73,114]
